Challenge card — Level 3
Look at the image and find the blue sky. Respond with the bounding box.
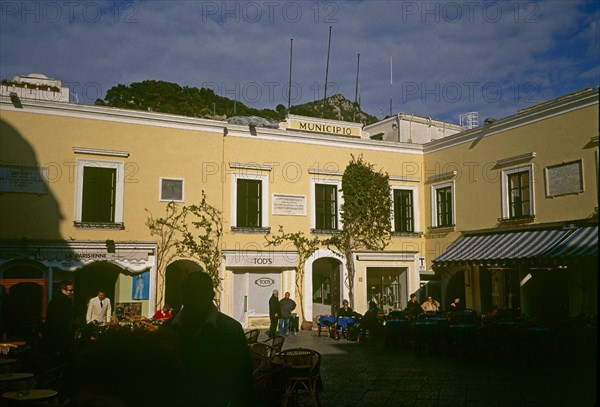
[1,0,598,124]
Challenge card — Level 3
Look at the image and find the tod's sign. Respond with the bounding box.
[255,277,275,287]
[223,251,298,268]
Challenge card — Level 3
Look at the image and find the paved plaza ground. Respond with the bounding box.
[261,329,597,407]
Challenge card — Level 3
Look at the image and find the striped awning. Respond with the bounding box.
[544,226,598,257]
[433,229,570,266]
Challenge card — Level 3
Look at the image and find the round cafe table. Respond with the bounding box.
[0,372,34,383]
[0,359,19,371]
[3,388,58,402]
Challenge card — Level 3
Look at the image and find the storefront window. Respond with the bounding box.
[366,267,407,310]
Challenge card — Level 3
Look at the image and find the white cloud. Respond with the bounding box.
[1,0,597,123]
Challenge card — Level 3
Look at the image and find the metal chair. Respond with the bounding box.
[245,328,260,345]
[279,348,322,407]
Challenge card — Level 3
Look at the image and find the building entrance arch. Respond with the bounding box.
[165,260,204,316]
[0,261,48,341]
[310,256,343,321]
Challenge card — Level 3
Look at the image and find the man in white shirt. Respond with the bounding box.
[86,290,112,324]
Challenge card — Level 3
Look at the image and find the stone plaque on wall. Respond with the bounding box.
[0,165,48,194]
[545,160,583,197]
[272,194,306,216]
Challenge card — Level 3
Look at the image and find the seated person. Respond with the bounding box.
[334,299,354,339]
[405,294,423,319]
[152,305,173,321]
[449,297,465,312]
[421,296,440,312]
[359,301,382,339]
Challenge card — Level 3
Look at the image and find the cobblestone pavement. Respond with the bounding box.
[259,329,597,407]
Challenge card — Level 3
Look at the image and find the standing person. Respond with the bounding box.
[421,296,440,312]
[279,292,296,336]
[405,293,423,319]
[161,271,253,407]
[44,280,75,353]
[86,290,112,324]
[268,290,281,338]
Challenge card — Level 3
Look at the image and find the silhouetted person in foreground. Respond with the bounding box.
[70,327,190,407]
[162,271,254,407]
[44,280,75,356]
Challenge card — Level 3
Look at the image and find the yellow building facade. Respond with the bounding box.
[0,87,597,335]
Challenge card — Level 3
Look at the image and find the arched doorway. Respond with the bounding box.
[0,261,47,341]
[165,260,203,316]
[311,258,342,317]
[74,262,121,324]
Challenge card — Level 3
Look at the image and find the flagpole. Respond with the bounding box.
[288,38,293,112]
[324,26,332,100]
[389,56,393,117]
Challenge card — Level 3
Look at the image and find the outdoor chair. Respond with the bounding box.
[245,328,260,345]
[250,342,279,360]
[279,348,322,407]
[262,334,285,354]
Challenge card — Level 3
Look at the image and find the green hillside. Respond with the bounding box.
[95,80,377,125]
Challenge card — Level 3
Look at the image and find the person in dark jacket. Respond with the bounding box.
[279,292,296,336]
[162,272,253,407]
[405,293,423,319]
[44,280,75,355]
[268,289,281,337]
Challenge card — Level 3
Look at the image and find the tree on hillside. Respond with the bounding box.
[325,155,392,306]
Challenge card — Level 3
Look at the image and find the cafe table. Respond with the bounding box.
[2,388,58,403]
[336,316,358,339]
[0,372,35,392]
[317,315,337,337]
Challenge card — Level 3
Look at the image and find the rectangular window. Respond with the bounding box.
[82,166,116,223]
[237,179,262,227]
[436,186,453,227]
[393,189,414,232]
[160,178,184,202]
[315,184,338,230]
[508,171,531,218]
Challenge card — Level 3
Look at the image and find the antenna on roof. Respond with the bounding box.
[459,112,479,129]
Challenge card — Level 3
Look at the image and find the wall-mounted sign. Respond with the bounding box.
[0,165,48,194]
[272,194,306,216]
[255,277,275,287]
[224,251,298,268]
[285,115,363,138]
[545,160,583,197]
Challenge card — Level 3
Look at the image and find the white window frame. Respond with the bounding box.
[501,164,535,219]
[391,185,420,233]
[310,177,343,230]
[159,177,185,202]
[231,172,269,228]
[430,181,455,228]
[74,158,124,224]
